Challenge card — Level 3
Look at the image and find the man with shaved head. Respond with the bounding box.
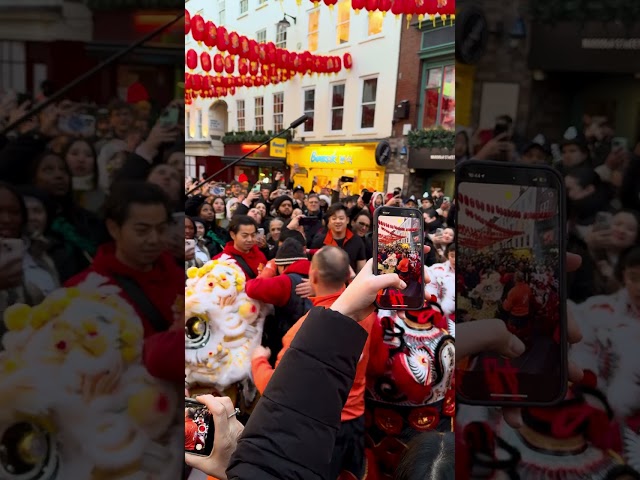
[251,246,375,479]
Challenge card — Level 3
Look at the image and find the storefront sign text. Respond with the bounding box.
[310,151,353,165]
[581,38,640,50]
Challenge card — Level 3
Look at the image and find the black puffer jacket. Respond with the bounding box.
[226,307,368,480]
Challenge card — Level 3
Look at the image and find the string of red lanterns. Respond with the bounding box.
[463,209,525,236]
[378,220,420,232]
[458,194,556,221]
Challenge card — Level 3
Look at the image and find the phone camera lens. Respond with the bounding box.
[0,422,56,478]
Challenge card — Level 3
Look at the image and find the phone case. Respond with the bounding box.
[373,206,425,311]
[455,160,568,407]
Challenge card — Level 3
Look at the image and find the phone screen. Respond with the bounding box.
[455,161,567,405]
[184,399,214,456]
[160,106,180,127]
[374,207,425,310]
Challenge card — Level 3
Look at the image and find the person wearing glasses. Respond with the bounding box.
[350,209,373,259]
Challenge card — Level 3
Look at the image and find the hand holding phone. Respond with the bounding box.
[455,160,567,406]
[373,206,425,310]
[184,396,244,478]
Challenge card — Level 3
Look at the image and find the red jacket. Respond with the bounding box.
[245,260,311,307]
[65,242,184,383]
[214,242,267,279]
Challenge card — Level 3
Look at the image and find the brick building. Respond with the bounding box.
[385,18,456,198]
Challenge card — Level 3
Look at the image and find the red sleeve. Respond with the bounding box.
[143,329,184,383]
[245,275,292,307]
[307,249,320,256]
[366,316,390,377]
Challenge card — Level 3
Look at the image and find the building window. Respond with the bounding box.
[331,83,345,131]
[240,0,248,15]
[186,156,197,180]
[0,41,26,93]
[422,64,455,130]
[336,0,350,45]
[308,10,319,52]
[186,111,193,138]
[258,0,267,5]
[303,89,315,132]
[237,100,245,131]
[219,0,226,24]
[368,11,384,36]
[256,29,267,43]
[360,77,377,129]
[197,109,203,137]
[273,92,284,132]
[255,96,264,131]
[275,24,287,49]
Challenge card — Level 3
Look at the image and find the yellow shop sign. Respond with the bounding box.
[269,138,287,158]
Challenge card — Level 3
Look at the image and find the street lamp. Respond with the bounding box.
[277,13,296,28]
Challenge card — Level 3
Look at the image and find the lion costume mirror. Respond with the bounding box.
[0,274,181,479]
[185,256,269,407]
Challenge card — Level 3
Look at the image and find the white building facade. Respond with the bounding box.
[186,0,402,189]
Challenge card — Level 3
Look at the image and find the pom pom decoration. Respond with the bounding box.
[0,273,181,478]
[185,256,270,391]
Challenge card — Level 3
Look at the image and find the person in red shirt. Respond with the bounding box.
[66,181,183,384]
[503,271,533,340]
[251,246,375,480]
[214,215,267,279]
[184,408,198,451]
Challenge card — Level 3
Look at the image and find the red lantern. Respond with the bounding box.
[324,0,338,9]
[191,74,202,93]
[352,0,366,12]
[213,54,224,74]
[378,0,391,15]
[278,49,288,69]
[186,49,198,70]
[238,58,249,76]
[249,61,259,77]
[217,26,230,51]
[258,43,268,64]
[326,57,334,73]
[229,31,241,55]
[391,0,404,17]
[202,75,211,92]
[300,51,313,73]
[266,42,277,65]
[334,55,342,72]
[200,52,212,72]
[224,56,235,74]
[441,0,455,21]
[365,0,378,12]
[343,52,353,69]
[288,52,298,73]
[230,86,236,95]
[248,39,259,62]
[404,0,416,25]
[191,15,205,42]
[239,36,250,58]
[244,77,253,87]
[184,73,192,91]
[185,9,191,35]
[203,21,216,48]
[261,64,270,77]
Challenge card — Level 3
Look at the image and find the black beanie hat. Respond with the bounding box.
[275,237,307,266]
[273,195,293,212]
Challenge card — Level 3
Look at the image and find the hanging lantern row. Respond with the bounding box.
[185,10,353,75]
[305,0,454,25]
[185,70,301,101]
[186,49,351,77]
[458,194,556,221]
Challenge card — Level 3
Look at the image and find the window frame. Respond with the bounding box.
[359,76,378,130]
[256,28,267,43]
[273,92,284,132]
[0,41,26,93]
[418,60,455,130]
[303,87,315,133]
[275,24,287,48]
[336,0,351,46]
[330,82,346,132]
[239,0,249,15]
[254,96,264,132]
[307,9,320,52]
[236,99,246,132]
[367,10,384,37]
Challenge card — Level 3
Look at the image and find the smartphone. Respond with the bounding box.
[612,137,628,151]
[0,238,25,265]
[210,185,226,196]
[257,228,265,236]
[159,106,180,127]
[455,160,567,406]
[493,122,509,138]
[185,239,196,249]
[340,176,354,183]
[443,196,451,203]
[58,114,96,137]
[184,398,214,456]
[434,228,444,237]
[361,191,373,204]
[251,183,261,193]
[299,216,320,226]
[593,211,613,231]
[373,206,425,310]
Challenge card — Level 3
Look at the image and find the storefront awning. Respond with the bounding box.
[408,153,455,170]
[529,21,640,73]
[221,157,285,168]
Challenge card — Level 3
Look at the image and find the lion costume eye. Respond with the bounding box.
[0,421,59,479]
[185,316,211,349]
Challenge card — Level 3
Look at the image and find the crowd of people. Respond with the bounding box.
[183,171,457,479]
[455,114,640,478]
